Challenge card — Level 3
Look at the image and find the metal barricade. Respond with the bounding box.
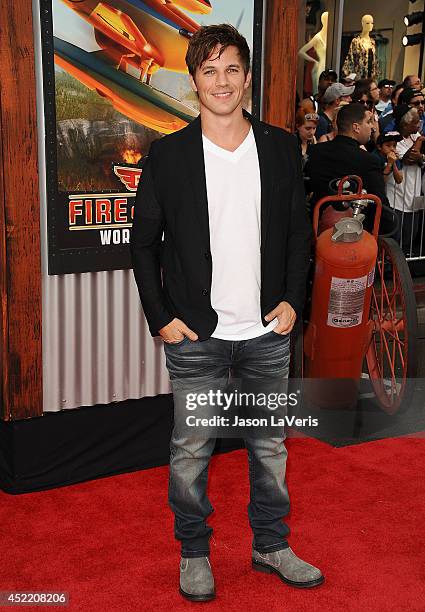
[386,164,425,262]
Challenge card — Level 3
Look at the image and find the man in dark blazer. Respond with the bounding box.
[131,24,323,601]
[304,103,389,208]
[304,103,399,234]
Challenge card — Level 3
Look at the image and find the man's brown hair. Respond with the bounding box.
[336,103,367,134]
[185,24,250,77]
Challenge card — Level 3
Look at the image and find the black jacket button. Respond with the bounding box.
[204,252,210,260]
[202,289,208,296]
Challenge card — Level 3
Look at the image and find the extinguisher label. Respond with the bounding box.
[327,275,367,327]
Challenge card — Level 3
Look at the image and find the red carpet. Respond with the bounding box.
[1,435,425,611]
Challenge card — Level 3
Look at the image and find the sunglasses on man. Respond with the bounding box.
[410,99,425,107]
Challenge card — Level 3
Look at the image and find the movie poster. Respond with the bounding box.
[40,0,263,274]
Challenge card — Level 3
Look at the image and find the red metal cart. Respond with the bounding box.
[293,176,418,414]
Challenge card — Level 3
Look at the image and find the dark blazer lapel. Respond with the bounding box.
[245,111,274,252]
[179,115,211,249]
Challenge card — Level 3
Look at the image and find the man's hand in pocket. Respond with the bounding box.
[159,318,198,344]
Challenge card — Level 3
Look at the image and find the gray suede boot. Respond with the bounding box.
[179,557,215,601]
[252,547,324,588]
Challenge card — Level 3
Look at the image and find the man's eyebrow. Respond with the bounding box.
[201,63,241,70]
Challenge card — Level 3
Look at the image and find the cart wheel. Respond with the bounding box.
[365,237,418,414]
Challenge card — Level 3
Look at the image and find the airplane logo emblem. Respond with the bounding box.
[113,165,142,191]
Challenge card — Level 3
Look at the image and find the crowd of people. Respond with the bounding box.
[295,69,425,256]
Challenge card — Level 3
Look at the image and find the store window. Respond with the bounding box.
[339,1,424,85]
[297,0,424,100]
[297,1,339,99]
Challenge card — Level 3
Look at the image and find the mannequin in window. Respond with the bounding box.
[342,14,378,81]
[298,11,328,94]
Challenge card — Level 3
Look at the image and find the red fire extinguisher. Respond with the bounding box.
[304,177,382,409]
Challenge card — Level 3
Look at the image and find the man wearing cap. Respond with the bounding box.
[315,82,354,140]
[375,79,396,115]
[402,88,425,135]
[304,68,337,113]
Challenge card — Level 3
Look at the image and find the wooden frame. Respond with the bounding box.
[263,0,300,131]
[0,0,43,420]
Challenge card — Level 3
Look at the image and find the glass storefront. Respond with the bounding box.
[297,0,340,98]
[297,0,425,98]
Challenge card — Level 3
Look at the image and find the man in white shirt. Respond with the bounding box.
[131,24,322,601]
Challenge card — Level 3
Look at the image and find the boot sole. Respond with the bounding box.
[179,587,216,602]
[252,560,325,588]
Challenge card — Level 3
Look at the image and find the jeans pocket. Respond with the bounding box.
[270,330,290,341]
[167,336,189,346]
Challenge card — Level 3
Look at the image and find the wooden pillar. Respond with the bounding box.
[263,0,300,131]
[0,0,43,420]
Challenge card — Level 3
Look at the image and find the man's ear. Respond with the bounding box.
[189,74,198,93]
[244,70,252,90]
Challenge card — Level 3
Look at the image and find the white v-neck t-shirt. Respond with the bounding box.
[202,127,277,340]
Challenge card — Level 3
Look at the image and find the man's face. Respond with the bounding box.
[328,96,341,111]
[380,84,393,102]
[409,94,425,118]
[354,110,373,145]
[407,117,421,135]
[189,45,251,118]
[409,75,422,90]
[318,74,336,93]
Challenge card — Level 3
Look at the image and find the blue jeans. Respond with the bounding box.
[164,331,291,558]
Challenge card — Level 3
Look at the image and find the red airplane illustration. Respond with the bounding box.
[61,0,212,84]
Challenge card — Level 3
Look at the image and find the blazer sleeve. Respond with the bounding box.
[281,135,312,318]
[130,141,173,336]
